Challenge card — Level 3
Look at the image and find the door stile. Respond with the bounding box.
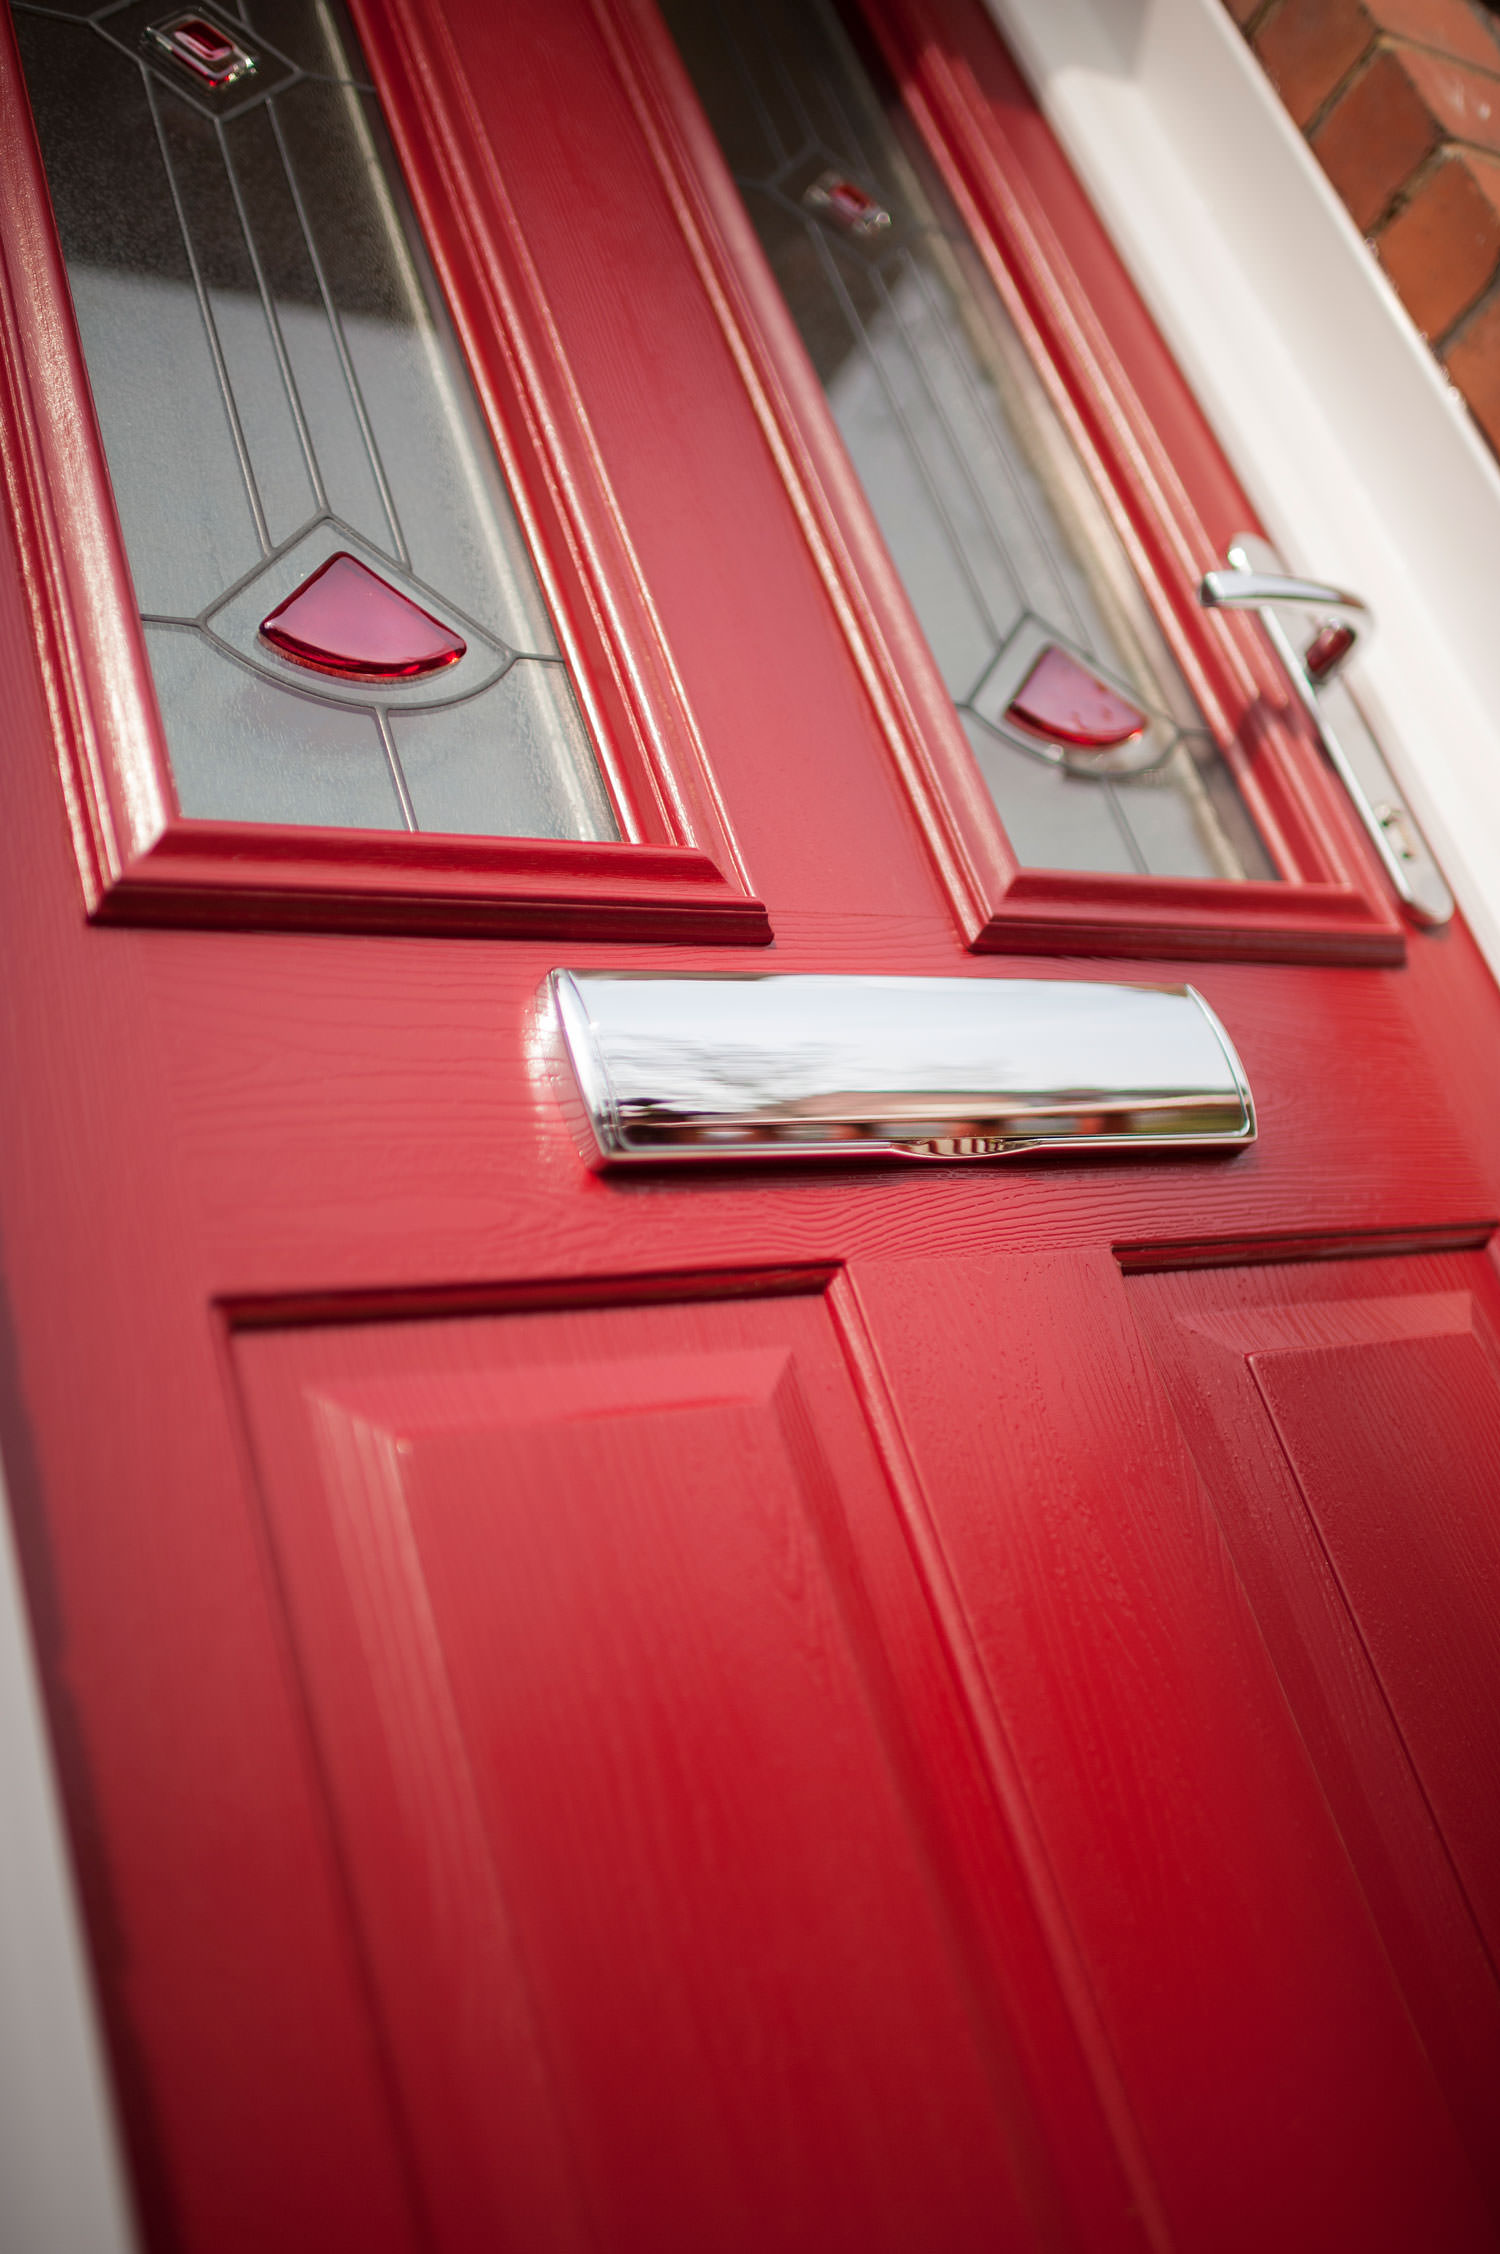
[0,685,432,2250]
[822,1264,1177,2252]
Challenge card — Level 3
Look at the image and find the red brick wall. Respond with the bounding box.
[1228,0,1500,453]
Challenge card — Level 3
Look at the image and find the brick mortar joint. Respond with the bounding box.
[1245,0,1500,65]
[1275,36,1500,232]
[1375,138,1452,234]
[1247,8,1500,120]
[1301,32,1500,134]
[1301,34,1383,138]
[1379,25,1500,83]
[1240,0,1283,39]
[1437,255,1500,349]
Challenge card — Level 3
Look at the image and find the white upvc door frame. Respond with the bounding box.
[0,1458,138,2253]
[989,0,1500,978]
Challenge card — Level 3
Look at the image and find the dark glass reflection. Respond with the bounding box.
[13,0,617,839]
[661,0,1275,881]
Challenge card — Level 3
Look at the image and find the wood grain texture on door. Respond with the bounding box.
[849,1244,1494,2253]
[1129,1248,1500,2225]
[232,1287,1147,2254]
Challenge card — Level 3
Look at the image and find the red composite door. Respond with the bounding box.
[3,0,1500,2249]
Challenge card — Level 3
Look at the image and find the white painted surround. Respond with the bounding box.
[5,3,1500,2246]
[0,1461,136,2253]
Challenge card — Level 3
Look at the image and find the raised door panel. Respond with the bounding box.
[1129,1249,1500,2219]
[847,1245,1493,2252]
[232,1286,1143,2254]
[1255,1308,1500,1947]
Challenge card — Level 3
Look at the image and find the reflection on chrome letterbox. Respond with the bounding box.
[549,972,1255,1165]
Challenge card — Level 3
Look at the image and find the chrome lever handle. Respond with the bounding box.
[1198,535,1452,926]
[1199,567,1367,684]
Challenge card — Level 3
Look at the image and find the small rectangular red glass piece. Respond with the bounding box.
[147,14,256,88]
[804,172,892,236]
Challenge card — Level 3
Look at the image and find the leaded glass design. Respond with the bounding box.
[13,0,618,840]
[661,0,1275,882]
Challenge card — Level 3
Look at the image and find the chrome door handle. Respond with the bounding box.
[550,971,1255,1165]
[1199,564,1368,682]
[1199,535,1452,925]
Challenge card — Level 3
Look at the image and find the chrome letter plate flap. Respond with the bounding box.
[551,972,1254,1164]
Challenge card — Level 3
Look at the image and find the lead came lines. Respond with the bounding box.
[215,109,331,519]
[730,1,1101,665]
[264,93,412,572]
[141,62,273,553]
[714,0,1110,670]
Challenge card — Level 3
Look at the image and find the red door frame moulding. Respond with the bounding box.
[0,4,768,943]
[596,0,1407,964]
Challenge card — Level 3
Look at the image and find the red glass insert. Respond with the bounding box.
[1304,621,1357,683]
[803,172,891,237]
[259,554,467,682]
[146,13,256,88]
[1004,645,1147,752]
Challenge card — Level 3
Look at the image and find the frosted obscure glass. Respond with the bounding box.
[392,664,616,840]
[147,626,405,827]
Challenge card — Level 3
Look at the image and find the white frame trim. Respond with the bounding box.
[0,1452,138,2253]
[990,0,1500,979]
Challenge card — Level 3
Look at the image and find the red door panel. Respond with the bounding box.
[233,1290,1142,2252]
[1130,1250,1500,2211]
[1255,1303,1500,1946]
[848,1246,1495,2250]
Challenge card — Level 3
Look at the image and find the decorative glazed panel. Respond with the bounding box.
[13,0,619,840]
[661,0,1275,883]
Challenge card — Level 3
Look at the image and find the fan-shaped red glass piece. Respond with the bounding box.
[1004,644,1147,752]
[259,553,466,682]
